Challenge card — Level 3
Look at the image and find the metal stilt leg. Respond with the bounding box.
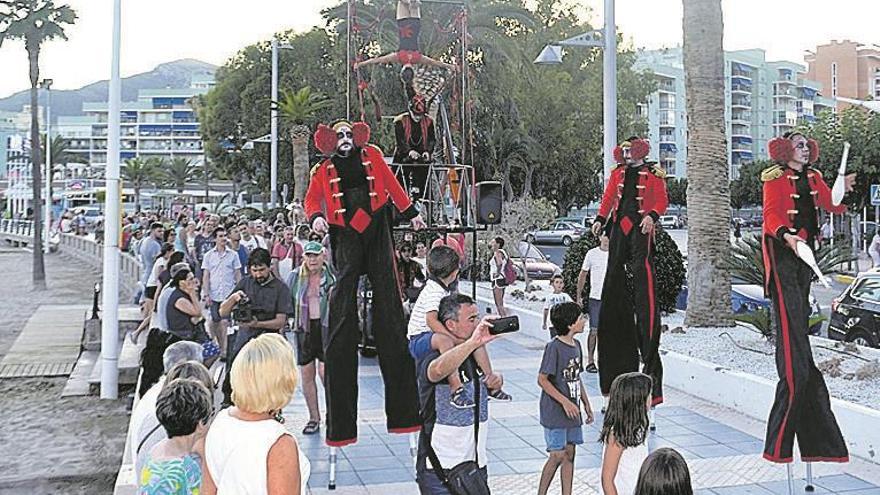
[409,432,418,472]
[329,446,338,490]
[786,464,795,495]
[805,462,815,492]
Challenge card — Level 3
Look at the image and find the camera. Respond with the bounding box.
[233,294,255,322]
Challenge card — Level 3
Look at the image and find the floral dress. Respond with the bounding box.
[139,453,202,495]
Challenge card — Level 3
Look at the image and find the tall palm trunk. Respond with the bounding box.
[291,125,311,202]
[683,0,732,326]
[28,41,46,288]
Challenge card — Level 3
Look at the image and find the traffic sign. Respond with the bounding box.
[871,184,880,206]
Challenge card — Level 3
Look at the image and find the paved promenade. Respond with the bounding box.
[279,303,880,494]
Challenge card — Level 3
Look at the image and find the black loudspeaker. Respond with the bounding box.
[476,181,502,225]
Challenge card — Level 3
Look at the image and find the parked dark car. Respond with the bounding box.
[829,271,880,348]
[510,242,562,280]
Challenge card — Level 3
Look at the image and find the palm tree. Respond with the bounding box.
[42,133,86,203]
[0,0,77,288]
[682,0,733,327]
[278,86,332,202]
[163,157,198,194]
[120,157,157,212]
[484,125,531,200]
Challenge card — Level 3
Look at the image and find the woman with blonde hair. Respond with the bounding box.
[203,333,308,494]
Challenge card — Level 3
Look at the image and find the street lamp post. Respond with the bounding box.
[101,0,123,400]
[535,0,616,184]
[270,39,294,210]
[270,39,279,209]
[40,78,53,254]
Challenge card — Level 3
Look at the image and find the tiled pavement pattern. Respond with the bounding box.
[280,332,880,494]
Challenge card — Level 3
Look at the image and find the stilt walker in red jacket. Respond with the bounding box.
[307,120,426,446]
[761,132,853,463]
[591,137,668,404]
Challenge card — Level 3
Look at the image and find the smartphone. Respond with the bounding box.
[489,316,520,335]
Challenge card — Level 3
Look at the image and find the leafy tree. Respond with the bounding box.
[666,178,688,210]
[278,86,332,201]
[162,157,198,194]
[198,0,655,219]
[729,160,767,211]
[0,0,77,288]
[682,0,733,327]
[120,157,157,212]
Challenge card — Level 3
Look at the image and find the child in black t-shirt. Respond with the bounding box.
[537,301,595,495]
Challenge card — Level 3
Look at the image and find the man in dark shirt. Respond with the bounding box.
[218,248,293,406]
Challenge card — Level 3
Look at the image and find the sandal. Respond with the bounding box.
[585,363,598,373]
[302,420,320,435]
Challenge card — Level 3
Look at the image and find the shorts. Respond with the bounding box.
[294,319,324,366]
[588,298,602,330]
[209,301,231,322]
[544,425,584,452]
[408,331,433,360]
[144,285,157,300]
[492,277,508,289]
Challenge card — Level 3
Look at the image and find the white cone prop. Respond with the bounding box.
[831,142,850,206]
[795,241,831,288]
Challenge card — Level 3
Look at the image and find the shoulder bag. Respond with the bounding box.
[423,362,491,495]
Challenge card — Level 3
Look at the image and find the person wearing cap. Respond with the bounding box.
[288,241,336,435]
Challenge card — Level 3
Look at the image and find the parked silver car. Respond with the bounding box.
[525,221,585,246]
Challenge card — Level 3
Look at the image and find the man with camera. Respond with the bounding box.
[416,294,512,495]
[218,247,293,406]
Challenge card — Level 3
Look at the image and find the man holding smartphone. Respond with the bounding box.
[415,294,506,494]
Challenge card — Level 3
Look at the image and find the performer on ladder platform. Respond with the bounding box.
[394,92,436,201]
[306,120,426,446]
[591,137,667,406]
[761,132,853,464]
[353,0,456,76]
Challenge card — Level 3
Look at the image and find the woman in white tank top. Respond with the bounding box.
[203,333,309,494]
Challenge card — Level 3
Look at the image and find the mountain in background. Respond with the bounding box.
[0,59,217,122]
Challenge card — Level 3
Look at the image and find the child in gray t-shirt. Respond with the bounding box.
[536,301,595,495]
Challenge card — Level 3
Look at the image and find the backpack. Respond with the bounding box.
[502,257,517,285]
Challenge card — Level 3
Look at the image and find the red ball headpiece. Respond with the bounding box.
[767,134,820,164]
[313,121,372,157]
[613,138,650,164]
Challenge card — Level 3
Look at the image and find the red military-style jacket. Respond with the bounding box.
[761,164,846,292]
[595,163,668,225]
[305,144,418,231]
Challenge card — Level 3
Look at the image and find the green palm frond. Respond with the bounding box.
[725,233,858,285]
[278,86,332,126]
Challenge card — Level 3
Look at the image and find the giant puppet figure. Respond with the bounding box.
[761,132,853,464]
[591,137,667,405]
[306,120,426,445]
[393,92,436,201]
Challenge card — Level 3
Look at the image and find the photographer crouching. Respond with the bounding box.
[218,247,294,406]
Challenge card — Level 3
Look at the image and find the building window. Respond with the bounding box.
[831,63,837,97]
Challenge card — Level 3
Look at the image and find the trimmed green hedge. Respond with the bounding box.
[562,227,685,315]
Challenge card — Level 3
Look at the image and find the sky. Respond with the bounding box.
[0,0,877,99]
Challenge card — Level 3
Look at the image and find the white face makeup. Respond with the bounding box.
[790,134,810,166]
[336,125,354,156]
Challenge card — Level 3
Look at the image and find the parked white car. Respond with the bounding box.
[525,221,586,246]
[659,215,682,229]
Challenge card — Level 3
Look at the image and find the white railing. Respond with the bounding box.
[0,219,34,237]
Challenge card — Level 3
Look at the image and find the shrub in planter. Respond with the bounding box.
[562,227,685,315]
